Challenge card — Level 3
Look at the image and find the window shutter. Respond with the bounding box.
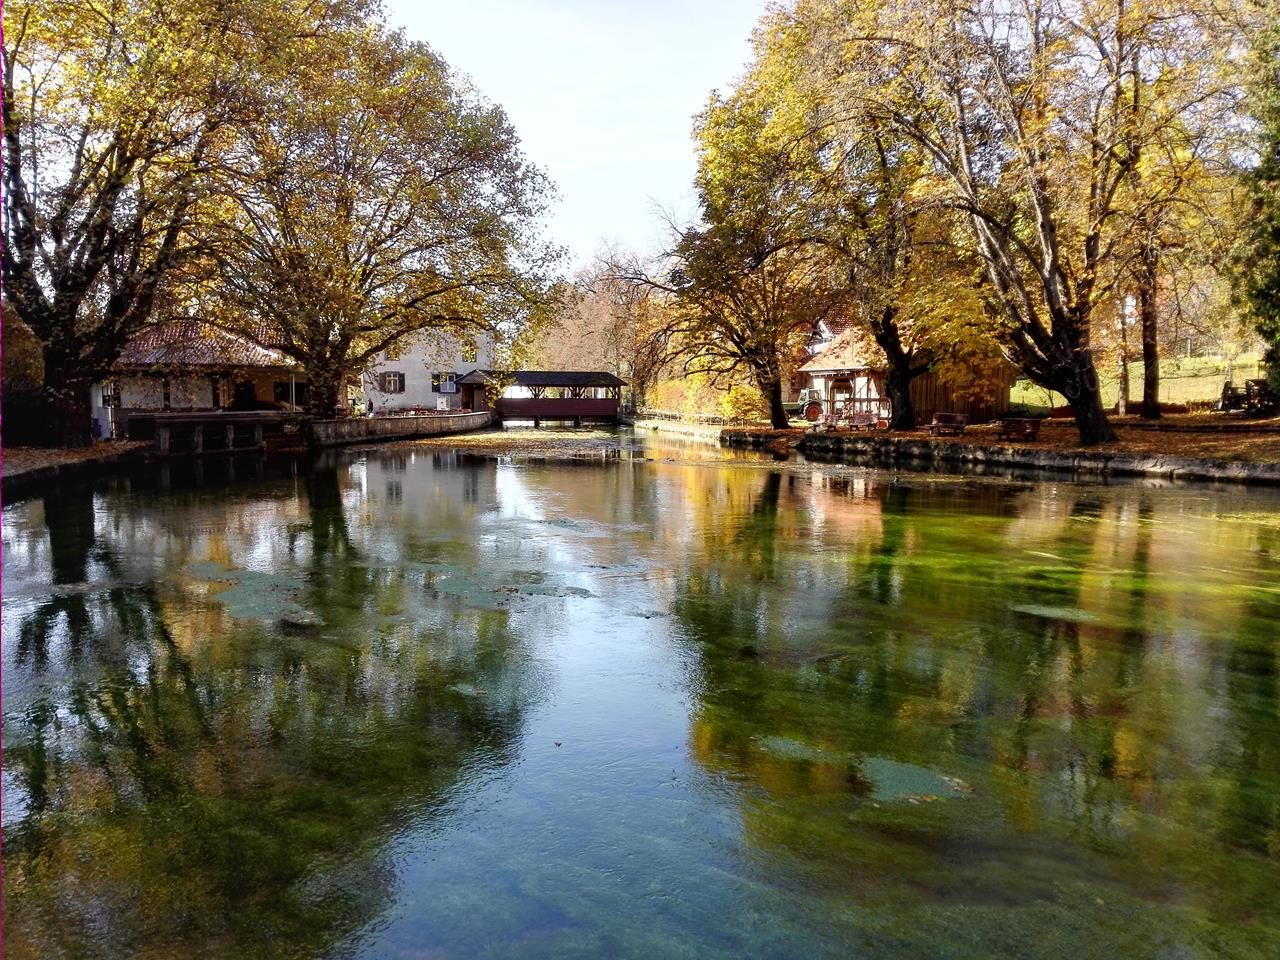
[431,372,441,392]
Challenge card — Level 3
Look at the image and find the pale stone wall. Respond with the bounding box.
[305,410,492,446]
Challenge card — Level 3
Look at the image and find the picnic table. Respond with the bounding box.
[927,412,968,436]
[995,417,1043,442]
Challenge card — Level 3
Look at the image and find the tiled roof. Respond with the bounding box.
[457,370,626,387]
[115,322,298,370]
[799,327,881,373]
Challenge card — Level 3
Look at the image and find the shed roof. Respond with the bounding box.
[458,369,626,387]
[115,322,298,370]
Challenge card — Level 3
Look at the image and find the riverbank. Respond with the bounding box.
[625,417,728,442]
[2,441,152,496]
[721,418,1280,485]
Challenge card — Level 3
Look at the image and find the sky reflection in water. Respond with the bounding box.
[3,432,1279,959]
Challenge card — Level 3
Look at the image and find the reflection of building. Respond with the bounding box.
[92,322,306,439]
[362,336,495,414]
[800,327,1017,423]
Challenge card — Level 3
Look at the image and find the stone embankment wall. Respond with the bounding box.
[721,429,1280,486]
[305,411,493,446]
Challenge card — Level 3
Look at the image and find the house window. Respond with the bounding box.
[431,372,457,394]
[379,371,406,393]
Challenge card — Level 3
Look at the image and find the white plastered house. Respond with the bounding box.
[361,334,495,414]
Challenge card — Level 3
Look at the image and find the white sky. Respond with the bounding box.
[384,0,768,269]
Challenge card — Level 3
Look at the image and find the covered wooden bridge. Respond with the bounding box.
[458,370,626,426]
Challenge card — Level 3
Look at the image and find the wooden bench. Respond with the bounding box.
[995,417,1043,442]
[927,412,968,436]
[847,412,881,431]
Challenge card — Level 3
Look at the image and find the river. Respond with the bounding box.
[3,430,1278,959]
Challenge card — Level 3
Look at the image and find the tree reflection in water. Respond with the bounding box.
[2,448,1278,959]
[2,459,534,960]
[671,469,1280,954]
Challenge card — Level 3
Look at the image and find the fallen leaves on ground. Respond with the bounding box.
[3,442,150,477]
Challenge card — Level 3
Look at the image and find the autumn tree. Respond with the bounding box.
[698,5,1008,429]
[621,213,844,429]
[531,266,667,408]
[1,0,368,445]
[796,0,1240,442]
[205,25,559,417]
[1104,1,1246,418]
[1235,3,1280,388]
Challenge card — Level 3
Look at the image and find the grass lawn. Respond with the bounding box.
[1009,354,1265,412]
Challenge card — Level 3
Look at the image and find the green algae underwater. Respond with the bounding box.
[2,432,1278,959]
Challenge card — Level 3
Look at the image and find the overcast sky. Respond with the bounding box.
[384,0,768,269]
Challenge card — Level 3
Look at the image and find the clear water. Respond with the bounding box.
[3,431,1278,959]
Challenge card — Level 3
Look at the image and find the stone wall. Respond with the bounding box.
[304,411,493,446]
[718,429,1280,486]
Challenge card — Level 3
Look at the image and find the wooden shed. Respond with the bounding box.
[799,328,1018,425]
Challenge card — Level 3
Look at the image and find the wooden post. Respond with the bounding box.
[253,423,264,449]
[158,425,170,454]
[226,424,235,450]
[192,424,204,454]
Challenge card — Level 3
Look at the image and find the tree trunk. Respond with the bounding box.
[1116,348,1129,417]
[1138,250,1161,419]
[1060,351,1116,445]
[41,351,93,448]
[764,377,789,430]
[869,306,920,429]
[306,368,343,419]
[883,356,917,430]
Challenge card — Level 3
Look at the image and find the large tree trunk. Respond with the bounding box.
[869,306,921,429]
[764,377,789,430]
[305,365,344,419]
[1138,249,1161,419]
[882,354,917,430]
[41,350,93,449]
[1060,351,1116,445]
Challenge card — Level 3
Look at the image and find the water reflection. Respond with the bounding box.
[3,437,1278,959]
[3,455,537,959]
[667,466,1280,954]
